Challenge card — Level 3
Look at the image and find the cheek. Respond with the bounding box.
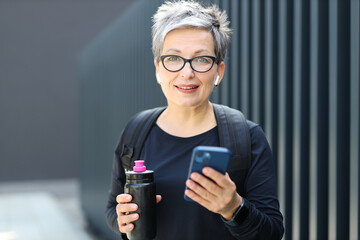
[204,75,216,86]
[159,74,175,95]
[161,72,178,85]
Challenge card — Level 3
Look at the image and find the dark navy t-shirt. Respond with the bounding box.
[140,124,238,240]
[106,109,284,239]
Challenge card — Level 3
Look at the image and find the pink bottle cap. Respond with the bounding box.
[133,160,147,172]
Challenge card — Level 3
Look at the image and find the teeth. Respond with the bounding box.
[177,86,197,90]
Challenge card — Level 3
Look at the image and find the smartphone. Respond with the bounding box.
[184,146,231,202]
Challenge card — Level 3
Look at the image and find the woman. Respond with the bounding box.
[106,1,284,239]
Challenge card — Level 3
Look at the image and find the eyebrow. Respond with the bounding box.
[164,48,212,54]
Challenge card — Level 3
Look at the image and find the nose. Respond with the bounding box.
[180,62,195,79]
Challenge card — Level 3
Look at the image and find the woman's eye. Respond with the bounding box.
[196,57,210,63]
[166,56,180,62]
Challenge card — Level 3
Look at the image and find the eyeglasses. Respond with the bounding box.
[160,55,217,73]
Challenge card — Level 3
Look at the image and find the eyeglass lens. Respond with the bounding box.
[162,56,215,72]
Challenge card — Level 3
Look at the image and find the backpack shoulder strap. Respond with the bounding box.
[212,103,251,196]
[119,106,166,172]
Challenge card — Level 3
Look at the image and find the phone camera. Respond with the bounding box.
[203,152,211,163]
[196,152,203,158]
[195,152,211,164]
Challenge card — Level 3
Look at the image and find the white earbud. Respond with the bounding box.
[214,75,220,86]
[156,74,161,84]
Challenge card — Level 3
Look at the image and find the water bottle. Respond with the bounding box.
[125,160,156,240]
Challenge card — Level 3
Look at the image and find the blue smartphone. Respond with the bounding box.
[184,146,231,202]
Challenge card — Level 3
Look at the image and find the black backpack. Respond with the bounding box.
[118,103,251,196]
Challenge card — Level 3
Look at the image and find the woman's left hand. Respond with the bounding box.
[185,167,243,220]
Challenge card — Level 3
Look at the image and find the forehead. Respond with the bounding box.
[162,28,215,55]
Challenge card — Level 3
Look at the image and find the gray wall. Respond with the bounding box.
[0,0,136,181]
[79,1,165,238]
[79,0,359,239]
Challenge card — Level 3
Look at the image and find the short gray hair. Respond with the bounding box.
[152,0,232,63]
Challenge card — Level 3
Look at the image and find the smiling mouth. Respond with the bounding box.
[175,86,199,90]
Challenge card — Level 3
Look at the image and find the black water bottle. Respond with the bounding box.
[125,160,156,240]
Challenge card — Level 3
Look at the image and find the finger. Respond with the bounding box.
[119,223,134,234]
[186,178,217,202]
[117,211,139,233]
[202,170,238,204]
[118,213,139,226]
[190,172,222,197]
[156,195,162,203]
[116,194,132,203]
[202,167,231,188]
[184,188,212,210]
[116,203,138,216]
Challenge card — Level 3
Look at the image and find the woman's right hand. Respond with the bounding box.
[116,194,139,233]
[116,194,162,234]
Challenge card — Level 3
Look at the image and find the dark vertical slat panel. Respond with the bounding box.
[300,1,310,236]
[271,0,279,171]
[310,0,330,239]
[248,2,253,119]
[328,1,351,239]
[292,0,310,239]
[277,0,294,238]
[316,1,331,239]
[350,1,360,239]
[251,0,261,123]
[317,1,329,239]
[240,0,250,116]
[317,1,330,239]
[264,0,280,167]
[336,0,351,239]
[300,2,310,238]
[292,0,310,238]
[258,1,265,127]
[219,0,230,106]
[209,0,221,104]
[286,1,295,239]
[229,0,240,110]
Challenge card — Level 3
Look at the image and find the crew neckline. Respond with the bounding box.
[153,124,217,140]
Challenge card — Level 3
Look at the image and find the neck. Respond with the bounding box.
[156,102,217,137]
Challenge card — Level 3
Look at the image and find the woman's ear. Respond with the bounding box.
[157,74,161,84]
[215,62,225,86]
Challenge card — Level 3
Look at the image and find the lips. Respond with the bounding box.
[175,84,199,90]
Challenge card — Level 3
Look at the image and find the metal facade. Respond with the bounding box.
[79,0,359,239]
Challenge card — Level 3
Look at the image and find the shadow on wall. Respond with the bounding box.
[0,0,137,182]
[78,0,165,238]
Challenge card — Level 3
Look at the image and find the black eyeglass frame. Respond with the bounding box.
[160,55,217,73]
